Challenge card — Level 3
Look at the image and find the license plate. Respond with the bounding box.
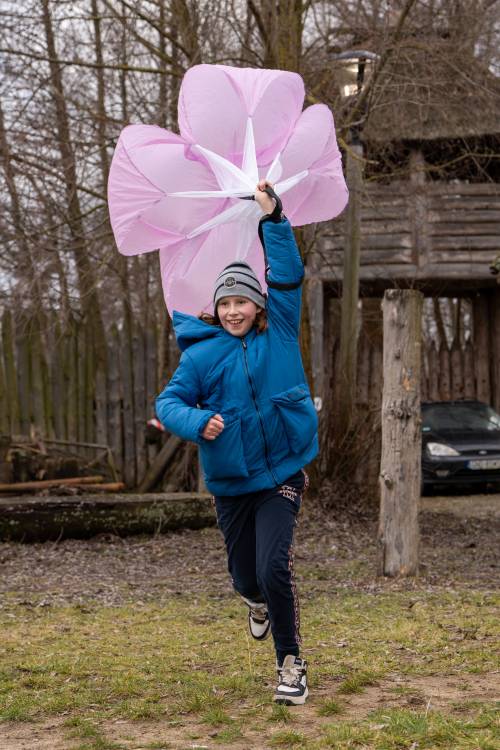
[468,459,500,470]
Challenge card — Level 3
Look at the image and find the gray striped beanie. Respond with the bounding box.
[213,262,266,310]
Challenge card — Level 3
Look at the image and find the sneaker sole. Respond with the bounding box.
[274,687,308,706]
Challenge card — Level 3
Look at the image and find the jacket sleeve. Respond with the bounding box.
[155,351,214,444]
[259,216,304,340]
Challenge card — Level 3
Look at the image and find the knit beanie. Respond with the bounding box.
[213,262,266,310]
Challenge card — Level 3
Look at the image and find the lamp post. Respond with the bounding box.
[333,50,378,440]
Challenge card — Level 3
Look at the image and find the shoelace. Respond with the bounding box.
[250,604,267,623]
[279,663,302,687]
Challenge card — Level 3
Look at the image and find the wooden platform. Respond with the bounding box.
[317,182,500,284]
[0,492,215,543]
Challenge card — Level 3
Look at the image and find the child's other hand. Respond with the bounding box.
[255,179,276,214]
[202,414,225,440]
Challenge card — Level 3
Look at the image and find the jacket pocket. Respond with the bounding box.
[200,415,249,482]
[271,385,318,454]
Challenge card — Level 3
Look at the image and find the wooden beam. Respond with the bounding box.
[0,475,104,493]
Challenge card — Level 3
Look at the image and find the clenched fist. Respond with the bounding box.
[202,414,225,440]
[255,179,276,214]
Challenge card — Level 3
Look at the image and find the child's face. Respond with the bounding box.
[217,296,261,337]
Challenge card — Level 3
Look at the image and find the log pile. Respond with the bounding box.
[0,435,122,494]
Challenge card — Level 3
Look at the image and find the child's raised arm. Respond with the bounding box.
[255,182,304,340]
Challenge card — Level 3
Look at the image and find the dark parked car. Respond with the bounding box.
[422,400,500,493]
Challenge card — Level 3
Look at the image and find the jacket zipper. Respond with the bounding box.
[241,339,278,484]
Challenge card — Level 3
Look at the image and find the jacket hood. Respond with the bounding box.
[172,311,224,351]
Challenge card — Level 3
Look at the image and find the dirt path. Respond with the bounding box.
[1,671,499,750]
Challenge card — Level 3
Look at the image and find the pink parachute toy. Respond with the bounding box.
[108,64,348,317]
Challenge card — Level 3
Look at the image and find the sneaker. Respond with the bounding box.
[242,597,271,641]
[274,655,308,705]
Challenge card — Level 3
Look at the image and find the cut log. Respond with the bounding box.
[0,492,215,542]
[378,289,423,577]
[138,434,182,492]
[0,475,104,492]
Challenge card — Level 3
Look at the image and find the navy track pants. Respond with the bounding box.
[214,470,307,660]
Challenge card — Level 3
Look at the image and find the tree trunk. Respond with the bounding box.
[378,289,423,578]
[40,0,108,442]
[336,141,363,439]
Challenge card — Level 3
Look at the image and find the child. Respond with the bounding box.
[156,180,318,705]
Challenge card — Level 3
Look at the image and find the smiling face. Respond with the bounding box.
[217,296,261,337]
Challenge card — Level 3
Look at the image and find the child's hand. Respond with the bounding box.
[202,414,225,440]
[255,179,276,215]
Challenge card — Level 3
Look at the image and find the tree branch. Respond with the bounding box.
[0,47,175,75]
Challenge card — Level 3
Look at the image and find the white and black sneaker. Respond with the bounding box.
[242,597,271,641]
[274,655,308,705]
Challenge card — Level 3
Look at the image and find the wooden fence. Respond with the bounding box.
[322,293,499,412]
[321,293,500,485]
[0,309,175,488]
[1,289,498,489]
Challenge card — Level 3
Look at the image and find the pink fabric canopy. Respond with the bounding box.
[108,64,348,317]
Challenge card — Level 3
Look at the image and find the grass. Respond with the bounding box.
[0,588,498,748]
[269,703,294,723]
[310,706,500,750]
[64,716,125,749]
[317,698,344,716]
[269,728,307,746]
[337,669,379,694]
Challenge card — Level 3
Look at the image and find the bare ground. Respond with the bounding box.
[0,492,498,607]
[0,670,499,750]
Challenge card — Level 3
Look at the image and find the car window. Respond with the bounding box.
[422,403,500,431]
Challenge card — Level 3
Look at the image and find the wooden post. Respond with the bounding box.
[120,323,136,487]
[307,276,324,409]
[307,234,324,409]
[378,289,423,578]
[488,288,500,411]
[427,340,439,401]
[107,324,123,477]
[337,140,363,438]
[473,295,491,404]
[16,317,31,436]
[133,322,147,485]
[409,149,429,269]
[1,310,20,434]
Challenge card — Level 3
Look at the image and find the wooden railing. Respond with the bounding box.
[318,182,500,281]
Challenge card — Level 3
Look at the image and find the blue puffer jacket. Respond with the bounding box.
[155,217,318,496]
